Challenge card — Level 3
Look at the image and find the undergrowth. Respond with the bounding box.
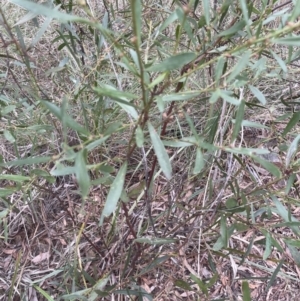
[1,0,300,300]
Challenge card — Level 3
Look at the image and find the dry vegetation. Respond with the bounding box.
[1,0,300,300]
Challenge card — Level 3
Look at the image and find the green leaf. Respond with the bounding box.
[75,150,90,199]
[270,50,287,73]
[32,285,55,301]
[50,164,76,176]
[239,0,250,28]
[218,19,246,37]
[219,89,240,105]
[134,237,176,245]
[223,147,269,156]
[100,162,127,225]
[252,156,281,178]
[148,122,172,180]
[225,198,238,209]
[0,174,30,182]
[285,243,300,266]
[241,120,269,129]
[0,188,18,197]
[135,126,144,148]
[231,99,245,142]
[291,0,300,21]
[266,260,284,293]
[1,105,16,116]
[92,85,137,101]
[272,222,300,228]
[285,134,300,167]
[202,0,210,25]
[190,274,208,295]
[215,56,226,85]
[157,11,178,34]
[30,169,55,183]
[209,90,220,104]
[220,215,228,247]
[87,276,110,301]
[161,91,200,101]
[92,86,138,120]
[86,136,109,151]
[148,72,167,89]
[0,209,9,219]
[273,37,300,47]
[138,255,169,276]
[162,138,195,147]
[4,130,15,143]
[242,281,251,301]
[263,232,272,260]
[10,0,87,24]
[228,51,251,83]
[29,12,54,49]
[193,148,205,174]
[285,174,296,194]
[248,85,266,105]
[1,156,51,167]
[213,236,224,251]
[174,279,193,291]
[240,235,255,265]
[283,111,300,136]
[42,101,89,136]
[271,195,300,236]
[146,53,196,72]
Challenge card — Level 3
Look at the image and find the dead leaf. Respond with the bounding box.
[31,252,49,264]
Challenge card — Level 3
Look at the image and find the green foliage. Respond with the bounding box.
[2,0,300,299]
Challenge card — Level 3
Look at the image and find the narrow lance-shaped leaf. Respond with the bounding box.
[241,120,269,128]
[239,0,250,32]
[1,156,51,167]
[148,122,172,180]
[9,0,87,23]
[242,281,251,301]
[157,11,178,35]
[41,100,89,136]
[283,111,300,136]
[190,274,208,296]
[219,89,240,105]
[273,37,300,47]
[220,215,228,247]
[286,134,300,167]
[135,125,144,148]
[252,156,281,178]
[202,0,210,25]
[266,260,284,293]
[193,148,205,174]
[0,175,30,182]
[86,136,110,152]
[100,162,127,225]
[248,85,266,105]
[75,150,90,199]
[263,231,272,260]
[270,50,287,73]
[215,56,226,85]
[162,91,203,102]
[146,53,196,72]
[271,195,300,236]
[218,20,246,37]
[228,51,251,83]
[231,99,245,142]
